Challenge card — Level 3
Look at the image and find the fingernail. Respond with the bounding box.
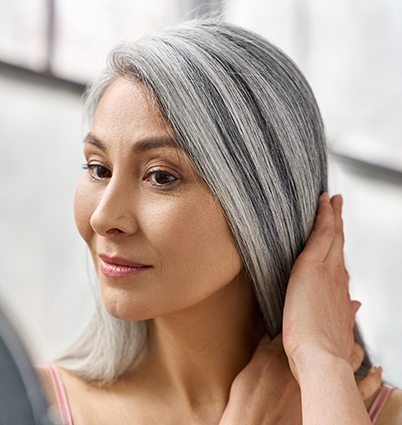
[332,193,343,205]
[369,366,382,374]
[320,192,330,202]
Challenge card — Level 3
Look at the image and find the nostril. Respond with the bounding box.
[89,196,139,236]
[106,228,124,235]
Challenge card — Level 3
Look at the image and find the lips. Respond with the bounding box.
[98,254,151,278]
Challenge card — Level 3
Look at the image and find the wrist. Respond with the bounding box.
[289,350,372,425]
[288,346,352,384]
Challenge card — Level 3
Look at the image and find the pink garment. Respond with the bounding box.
[45,363,395,424]
[368,385,395,424]
[45,364,74,425]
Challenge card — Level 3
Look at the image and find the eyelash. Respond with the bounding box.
[82,163,111,180]
[82,163,178,187]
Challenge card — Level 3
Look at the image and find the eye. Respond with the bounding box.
[146,170,177,186]
[82,163,112,180]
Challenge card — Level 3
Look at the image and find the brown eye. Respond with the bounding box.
[83,163,112,180]
[147,171,177,186]
[93,166,111,179]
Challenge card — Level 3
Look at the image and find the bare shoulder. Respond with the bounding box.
[35,365,57,406]
[36,364,98,425]
[54,365,167,425]
[56,365,101,425]
[376,387,402,425]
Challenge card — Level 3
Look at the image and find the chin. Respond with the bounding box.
[104,300,156,322]
[100,286,156,321]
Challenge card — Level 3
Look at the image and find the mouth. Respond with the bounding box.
[98,254,152,278]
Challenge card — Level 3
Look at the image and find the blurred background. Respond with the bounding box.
[0,0,401,387]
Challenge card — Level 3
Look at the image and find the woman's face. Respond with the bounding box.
[74,77,247,321]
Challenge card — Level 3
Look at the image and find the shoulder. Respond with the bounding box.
[53,365,117,425]
[35,365,57,406]
[36,364,93,425]
[375,387,402,425]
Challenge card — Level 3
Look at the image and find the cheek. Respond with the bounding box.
[145,194,243,288]
[74,179,96,244]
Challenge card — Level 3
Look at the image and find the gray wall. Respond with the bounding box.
[0,66,94,363]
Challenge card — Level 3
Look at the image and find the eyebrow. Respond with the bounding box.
[83,133,180,154]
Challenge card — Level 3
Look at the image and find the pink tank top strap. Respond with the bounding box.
[45,363,74,425]
[368,385,396,424]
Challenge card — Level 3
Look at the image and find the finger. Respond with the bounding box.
[346,302,361,357]
[325,194,345,264]
[351,300,361,316]
[257,333,272,347]
[255,333,282,353]
[357,367,382,401]
[350,301,362,332]
[351,300,361,320]
[252,333,286,364]
[349,342,365,373]
[301,193,335,262]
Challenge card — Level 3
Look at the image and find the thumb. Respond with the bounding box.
[351,300,362,315]
[254,333,283,358]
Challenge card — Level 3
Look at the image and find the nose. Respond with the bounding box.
[90,179,139,237]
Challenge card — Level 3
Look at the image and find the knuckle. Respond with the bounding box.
[349,353,358,371]
[354,343,364,360]
[358,384,367,400]
[321,224,335,239]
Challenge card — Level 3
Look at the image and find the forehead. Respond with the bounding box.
[91,76,174,142]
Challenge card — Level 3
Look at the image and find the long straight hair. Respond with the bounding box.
[57,19,371,385]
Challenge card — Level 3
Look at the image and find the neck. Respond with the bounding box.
[135,275,264,421]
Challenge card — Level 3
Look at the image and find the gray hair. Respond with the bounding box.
[57,19,371,385]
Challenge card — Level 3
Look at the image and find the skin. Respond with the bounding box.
[220,335,382,425]
[284,195,373,424]
[75,79,250,324]
[71,77,263,424]
[280,194,402,425]
[38,76,401,424]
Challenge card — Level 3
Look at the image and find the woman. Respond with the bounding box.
[38,20,400,424]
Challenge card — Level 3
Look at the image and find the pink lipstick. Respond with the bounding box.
[99,254,151,278]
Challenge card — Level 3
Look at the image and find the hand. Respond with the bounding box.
[220,333,301,425]
[282,194,358,378]
[349,343,383,401]
[219,334,381,425]
[220,193,381,425]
